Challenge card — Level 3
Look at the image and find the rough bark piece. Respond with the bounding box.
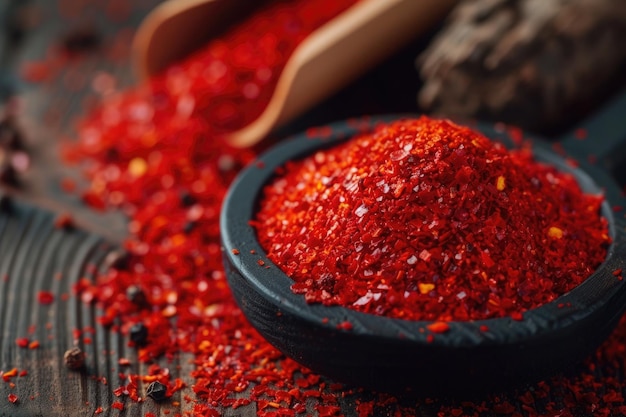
[417,0,626,133]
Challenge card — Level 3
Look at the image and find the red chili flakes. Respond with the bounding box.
[231,398,250,408]
[316,404,342,416]
[336,321,353,331]
[15,337,29,348]
[254,117,610,321]
[28,340,40,349]
[60,177,76,193]
[506,126,524,146]
[2,368,18,382]
[20,61,52,83]
[427,322,450,334]
[81,190,106,211]
[37,290,55,305]
[306,126,333,139]
[257,259,266,266]
[111,401,124,410]
[94,406,103,414]
[612,268,623,277]
[356,400,375,417]
[54,212,74,229]
[548,226,564,239]
[231,248,240,255]
[552,142,566,156]
[575,128,587,140]
[510,311,524,321]
[492,401,516,414]
[565,157,580,168]
[7,393,18,404]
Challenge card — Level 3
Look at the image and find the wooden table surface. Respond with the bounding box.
[1,1,625,416]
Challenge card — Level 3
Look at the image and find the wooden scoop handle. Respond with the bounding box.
[133,0,456,147]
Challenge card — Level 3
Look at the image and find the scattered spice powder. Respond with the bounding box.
[65,0,360,415]
[254,118,610,321]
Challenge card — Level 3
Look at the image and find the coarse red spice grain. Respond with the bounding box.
[254,117,610,321]
[15,338,29,348]
[65,0,359,415]
[2,368,18,382]
[37,290,55,305]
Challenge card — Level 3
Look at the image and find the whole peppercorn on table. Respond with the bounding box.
[1,1,626,417]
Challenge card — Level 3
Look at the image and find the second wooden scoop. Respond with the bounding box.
[133,0,456,148]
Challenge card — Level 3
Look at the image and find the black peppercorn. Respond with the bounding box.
[104,249,130,271]
[126,285,148,308]
[64,347,85,370]
[129,323,148,346]
[179,191,196,207]
[183,221,196,234]
[146,381,168,401]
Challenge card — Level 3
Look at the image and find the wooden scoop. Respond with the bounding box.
[132,0,456,148]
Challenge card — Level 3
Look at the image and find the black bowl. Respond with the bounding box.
[220,116,626,395]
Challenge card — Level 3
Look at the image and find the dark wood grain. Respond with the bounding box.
[0,1,195,415]
[0,196,207,416]
[0,197,110,416]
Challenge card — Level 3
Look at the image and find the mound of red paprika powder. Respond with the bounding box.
[254,117,610,321]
